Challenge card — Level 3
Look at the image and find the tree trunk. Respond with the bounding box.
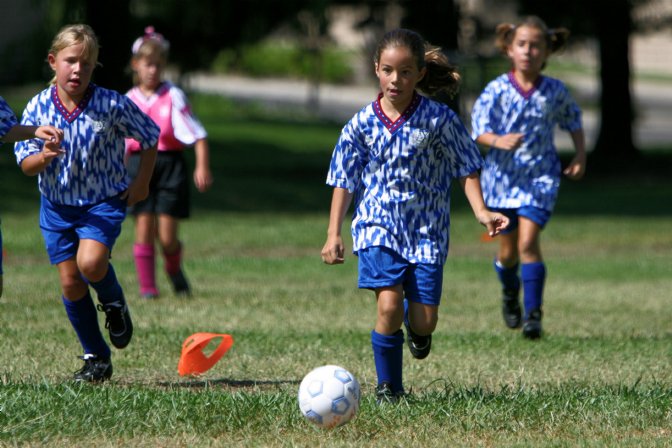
[85,0,133,93]
[590,0,639,164]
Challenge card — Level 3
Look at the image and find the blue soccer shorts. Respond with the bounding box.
[492,206,552,234]
[357,246,443,306]
[40,195,127,265]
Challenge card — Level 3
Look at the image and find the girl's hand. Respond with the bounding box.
[121,180,149,206]
[495,133,524,151]
[477,211,510,237]
[41,139,65,162]
[35,126,64,144]
[321,236,345,265]
[194,166,213,193]
[563,153,587,180]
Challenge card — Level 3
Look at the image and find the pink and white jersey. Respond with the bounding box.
[125,81,207,153]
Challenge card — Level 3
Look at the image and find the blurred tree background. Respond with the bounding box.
[1,0,670,169]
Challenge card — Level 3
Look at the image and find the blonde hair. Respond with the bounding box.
[130,38,169,85]
[374,28,460,97]
[48,24,100,85]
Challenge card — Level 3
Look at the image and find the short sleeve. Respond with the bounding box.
[0,98,18,144]
[170,86,207,145]
[117,95,160,150]
[326,118,365,193]
[440,110,484,179]
[470,82,498,139]
[554,84,582,132]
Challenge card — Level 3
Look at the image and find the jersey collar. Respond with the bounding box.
[507,71,543,100]
[373,91,422,133]
[51,84,95,123]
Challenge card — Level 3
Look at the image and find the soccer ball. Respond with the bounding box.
[298,365,360,429]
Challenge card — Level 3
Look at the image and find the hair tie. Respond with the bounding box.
[131,26,170,54]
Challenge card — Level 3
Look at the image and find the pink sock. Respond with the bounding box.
[133,243,158,296]
[163,243,182,276]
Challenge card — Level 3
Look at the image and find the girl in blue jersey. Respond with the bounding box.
[321,28,509,403]
[14,24,159,382]
[471,16,586,339]
[0,97,62,299]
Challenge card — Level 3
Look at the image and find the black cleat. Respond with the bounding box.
[522,309,543,340]
[169,270,191,297]
[73,354,112,382]
[375,382,404,405]
[502,289,522,329]
[98,301,133,349]
[403,320,432,360]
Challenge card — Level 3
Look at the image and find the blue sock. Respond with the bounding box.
[89,264,124,305]
[371,329,404,394]
[62,292,111,358]
[521,262,546,319]
[494,259,520,294]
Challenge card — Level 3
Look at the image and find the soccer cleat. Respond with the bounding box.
[375,382,404,405]
[73,354,112,382]
[169,270,191,297]
[522,309,543,340]
[98,301,133,349]
[501,288,522,329]
[404,320,432,360]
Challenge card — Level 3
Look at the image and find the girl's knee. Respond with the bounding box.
[77,257,108,282]
[408,303,438,335]
[377,301,404,331]
[60,275,89,299]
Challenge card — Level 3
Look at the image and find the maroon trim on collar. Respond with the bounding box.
[51,84,94,123]
[373,91,422,133]
[507,71,543,100]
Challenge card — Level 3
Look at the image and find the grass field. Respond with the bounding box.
[0,93,671,447]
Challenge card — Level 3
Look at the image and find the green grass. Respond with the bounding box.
[0,94,671,447]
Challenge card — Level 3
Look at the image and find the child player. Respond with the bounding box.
[471,16,586,339]
[321,28,509,403]
[126,27,213,299]
[14,24,159,382]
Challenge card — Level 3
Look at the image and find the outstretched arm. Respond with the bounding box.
[3,124,63,144]
[459,172,509,236]
[321,187,353,265]
[475,132,524,151]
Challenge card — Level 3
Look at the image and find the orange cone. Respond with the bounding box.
[178,332,234,376]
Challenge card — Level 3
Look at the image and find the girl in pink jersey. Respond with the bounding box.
[125,27,213,299]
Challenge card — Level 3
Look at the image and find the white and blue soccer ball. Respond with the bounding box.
[298,364,360,428]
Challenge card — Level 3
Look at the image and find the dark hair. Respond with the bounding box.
[495,16,570,55]
[374,28,460,97]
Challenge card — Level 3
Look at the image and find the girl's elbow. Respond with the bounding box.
[20,161,39,176]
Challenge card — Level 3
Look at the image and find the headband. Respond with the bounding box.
[131,26,170,54]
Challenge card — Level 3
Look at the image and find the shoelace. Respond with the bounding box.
[98,302,125,332]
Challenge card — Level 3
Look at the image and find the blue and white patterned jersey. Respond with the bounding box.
[328,93,483,265]
[471,72,582,211]
[0,97,18,144]
[14,85,160,206]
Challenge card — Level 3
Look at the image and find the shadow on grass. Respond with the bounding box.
[157,378,299,390]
